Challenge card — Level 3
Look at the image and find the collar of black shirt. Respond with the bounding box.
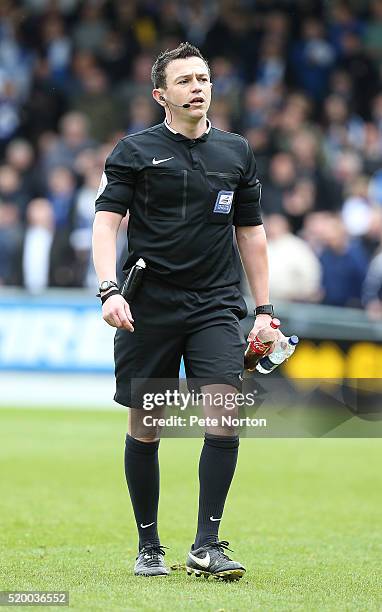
[162,120,211,143]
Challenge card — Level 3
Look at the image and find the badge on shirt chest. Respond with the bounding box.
[213,190,234,214]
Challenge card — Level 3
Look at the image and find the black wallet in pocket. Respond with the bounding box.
[120,258,146,302]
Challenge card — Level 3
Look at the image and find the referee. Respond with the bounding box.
[92,43,273,580]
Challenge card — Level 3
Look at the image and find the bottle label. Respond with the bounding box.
[259,356,275,371]
[250,339,271,355]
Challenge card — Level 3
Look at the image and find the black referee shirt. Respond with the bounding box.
[95,120,262,289]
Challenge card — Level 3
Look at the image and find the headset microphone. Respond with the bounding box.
[160,95,191,109]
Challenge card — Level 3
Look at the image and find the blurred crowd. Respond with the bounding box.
[1,0,382,317]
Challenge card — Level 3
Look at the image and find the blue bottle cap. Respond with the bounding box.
[289,335,299,345]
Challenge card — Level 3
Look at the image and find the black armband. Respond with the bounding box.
[100,289,121,305]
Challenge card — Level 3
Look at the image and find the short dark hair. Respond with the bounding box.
[151,42,210,90]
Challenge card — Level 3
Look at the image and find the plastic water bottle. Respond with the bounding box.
[256,335,299,374]
[244,318,281,372]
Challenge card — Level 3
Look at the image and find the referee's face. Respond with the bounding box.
[163,57,212,119]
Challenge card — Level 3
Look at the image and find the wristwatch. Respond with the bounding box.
[99,280,119,293]
[254,304,274,317]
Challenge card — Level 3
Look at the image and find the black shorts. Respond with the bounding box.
[114,276,248,408]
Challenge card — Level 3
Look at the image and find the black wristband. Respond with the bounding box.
[254,304,274,317]
[100,289,121,305]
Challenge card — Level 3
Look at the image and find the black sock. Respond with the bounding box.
[124,433,160,550]
[194,433,239,549]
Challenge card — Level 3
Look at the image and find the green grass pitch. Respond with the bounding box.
[1,408,381,611]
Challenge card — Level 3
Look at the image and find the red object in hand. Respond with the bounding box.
[244,318,281,371]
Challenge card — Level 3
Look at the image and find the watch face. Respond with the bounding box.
[100,281,110,291]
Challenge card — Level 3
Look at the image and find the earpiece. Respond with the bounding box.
[157,95,191,109]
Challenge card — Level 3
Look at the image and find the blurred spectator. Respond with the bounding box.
[331,149,363,189]
[322,94,365,159]
[40,111,95,173]
[328,1,363,57]
[256,35,286,91]
[181,1,216,47]
[362,122,382,175]
[117,53,155,119]
[290,128,321,173]
[210,56,242,123]
[73,147,100,179]
[0,79,22,153]
[363,0,382,70]
[69,67,122,141]
[0,202,22,285]
[114,2,156,52]
[64,49,98,96]
[70,166,100,287]
[46,165,76,229]
[301,211,333,255]
[0,6,34,100]
[72,2,109,53]
[272,93,312,151]
[290,17,336,101]
[22,198,54,293]
[244,127,272,177]
[5,139,42,203]
[261,152,297,215]
[319,215,369,307]
[283,177,316,233]
[328,68,353,104]
[362,207,382,258]
[338,33,378,118]
[241,84,277,130]
[72,167,99,234]
[22,56,67,144]
[40,14,72,86]
[263,10,291,47]
[371,91,382,133]
[291,128,342,211]
[203,4,257,76]
[158,1,186,41]
[368,168,382,207]
[362,250,382,319]
[126,95,156,135]
[98,30,137,82]
[207,98,232,132]
[342,175,374,237]
[42,165,77,287]
[0,164,29,212]
[265,214,321,302]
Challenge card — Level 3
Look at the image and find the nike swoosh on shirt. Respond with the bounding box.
[140,521,155,529]
[152,156,174,165]
[209,516,222,522]
[188,551,211,568]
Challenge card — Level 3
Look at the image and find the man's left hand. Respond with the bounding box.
[247,314,273,342]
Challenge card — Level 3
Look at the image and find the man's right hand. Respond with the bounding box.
[102,294,134,332]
